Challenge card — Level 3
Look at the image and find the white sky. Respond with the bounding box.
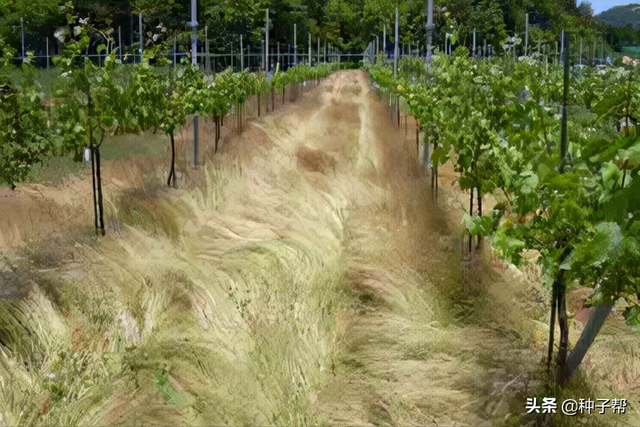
[590,0,639,14]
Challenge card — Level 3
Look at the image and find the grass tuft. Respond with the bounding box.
[192,163,243,211]
[112,189,186,242]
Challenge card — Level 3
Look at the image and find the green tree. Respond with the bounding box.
[53,4,121,235]
[467,0,507,53]
[0,0,65,51]
[0,45,53,189]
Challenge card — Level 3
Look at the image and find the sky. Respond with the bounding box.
[590,0,639,14]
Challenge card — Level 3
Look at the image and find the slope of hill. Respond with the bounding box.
[598,3,640,28]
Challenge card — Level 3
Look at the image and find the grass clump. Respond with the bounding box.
[155,370,187,405]
[337,354,365,370]
[0,290,66,369]
[192,163,243,211]
[400,340,431,361]
[213,238,354,424]
[113,189,186,242]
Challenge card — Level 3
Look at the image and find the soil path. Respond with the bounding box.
[239,70,540,426]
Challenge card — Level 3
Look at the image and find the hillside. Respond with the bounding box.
[598,3,640,28]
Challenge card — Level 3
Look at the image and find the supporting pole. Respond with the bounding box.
[118,26,122,61]
[317,37,320,63]
[560,30,569,172]
[90,144,98,234]
[265,8,270,72]
[191,5,198,67]
[20,17,25,60]
[174,33,177,69]
[95,146,105,236]
[427,0,433,61]
[525,13,529,56]
[545,44,549,72]
[548,277,558,373]
[240,34,244,70]
[472,28,476,58]
[294,23,297,66]
[564,305,613,381]
[324,38,327,63]
[423,130,431,168]
[139,13,143,60]
[129,12,133,47]
[191,0,199,168]
[205,25,210,73]
[579,37,583,66]
[383,24,386,57]
[46,37,49,68]
[194,114,200,167]
[308,33,311,66]
[394,7,399,77]
[538,39,541,59]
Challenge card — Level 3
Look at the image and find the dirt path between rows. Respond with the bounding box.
[237,70,543,426]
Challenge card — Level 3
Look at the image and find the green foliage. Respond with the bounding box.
[155,370,187,405]
[0,0,65,49]
[592,68,640,131]
[368,51,640,330]
[2,1,340,191]
[0,43,54,188]
[201,68,237,121]
[0,0,610,57]
[52,5,121,159]
[466,0,507,52]
[131,63,187,135]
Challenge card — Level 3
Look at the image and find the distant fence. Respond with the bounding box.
[10,51,366,73]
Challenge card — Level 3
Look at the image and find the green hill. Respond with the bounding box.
[598,3,640,29]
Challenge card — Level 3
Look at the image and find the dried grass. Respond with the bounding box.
[0,70,638,427]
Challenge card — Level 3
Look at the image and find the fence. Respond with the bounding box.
[10,49,365,73]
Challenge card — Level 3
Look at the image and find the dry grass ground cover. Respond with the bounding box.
[0,71,638,427]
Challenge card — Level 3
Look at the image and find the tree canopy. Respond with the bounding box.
[0,0,612,56]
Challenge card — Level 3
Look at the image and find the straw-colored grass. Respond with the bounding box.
[1,70,639,427]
